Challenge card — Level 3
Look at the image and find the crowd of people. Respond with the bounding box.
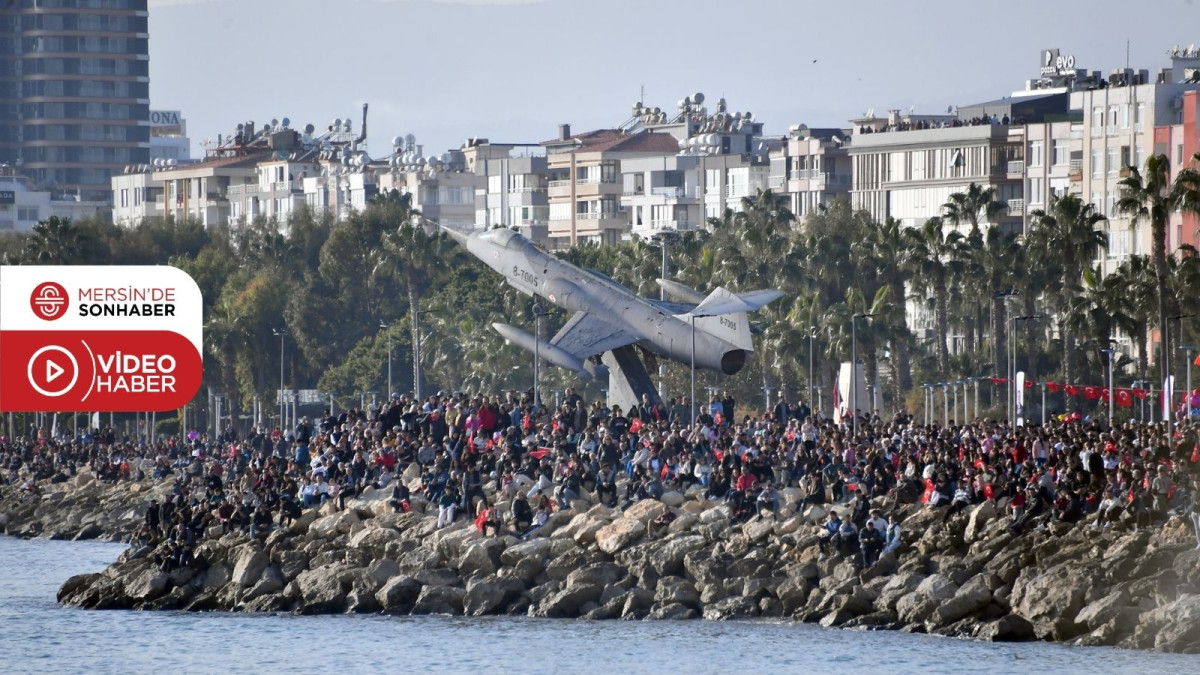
[3,386,1200,574]
[857,113,1027,134]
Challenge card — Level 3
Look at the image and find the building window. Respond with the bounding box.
[1179,144,1185,165]
[1107,148,1119,177]
[18,207,38,221]
[120,188,128,208]
[1029,179,1043,205]
[1029,141,1043,167]
[1091,107,1103,137]
[1091,148,1102,178]
[1120,105,1130,129]
[1053,140,1069,166]
[1136,103,1145,131]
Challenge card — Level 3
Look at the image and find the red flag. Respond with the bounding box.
[1191,444,1199,463]
[629,418,643,434]
[1065,385,1080,396]
[529,448,551,460]
[523,413,531,430]
[990,377,1008,385]
[1099,387,1110,401]
[1084,386,1101,400]
[1195,353,1200,367]
[1116,389,1133,407]
[1024,380,1035,389]
[1133,388,1149,400]
[1046,382,1060,393]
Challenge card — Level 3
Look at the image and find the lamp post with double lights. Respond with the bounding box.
[1008,314,1043,422]
[850,313,875,436]
[532,303,545,410]
[808,327,817,411]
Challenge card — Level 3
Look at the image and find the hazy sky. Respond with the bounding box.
[148,0,1200,158]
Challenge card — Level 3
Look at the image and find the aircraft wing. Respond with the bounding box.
[649,299,697,315]
[550,311,638,359]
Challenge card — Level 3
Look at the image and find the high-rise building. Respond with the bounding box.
[0,0,150,202]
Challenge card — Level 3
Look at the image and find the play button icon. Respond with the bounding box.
[26,345,79,397]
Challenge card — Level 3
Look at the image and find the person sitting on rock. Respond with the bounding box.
[510,492,533,533]
[278,493,302,527]
[859,519,884,567]
[941,482,973,523]
[249,503,272,539]
[389,480,411,514]
[595,462,619,508]
[520,499,551,539]
[817,511,841,558]
[437,482,460,529]
[882,514,903,556]
[756,484,779,519]
[834,518,859,557]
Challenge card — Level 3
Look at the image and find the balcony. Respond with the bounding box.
[790,168,819,180]
[651,186,684,198]
[548,179,571,188]
[1007,160,1025,174]
[577,212,618,221]
[1007,198,1025,212]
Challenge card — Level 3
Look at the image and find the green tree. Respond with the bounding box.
[942,182,1008,238]
[1116,154,1200,399]
[906,217,966,377]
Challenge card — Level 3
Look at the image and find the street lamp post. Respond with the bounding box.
[808,327,817,410]
[850,313,875,437]
[1102,345,1116,428]
[690,313,697,425]
[532,303,545,410]
[1180,344,1196,419]
[940,382,949,426]
[379,321,393,400]
[272,328,288,431]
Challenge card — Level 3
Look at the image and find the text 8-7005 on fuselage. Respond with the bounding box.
[441,225,782,381]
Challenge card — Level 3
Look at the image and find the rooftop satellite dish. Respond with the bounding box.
[304,123,315,135]
[788,124,800,133]
[694,92,705,104]
[282,117,291,128]
[169,159,177,167]
[344,119,352,131]
[744,111,753,120]
[271,118,279,128]
[405,133,415,145]
[333,118,342,130]
[393,135,403,147]
[236,123,244,130]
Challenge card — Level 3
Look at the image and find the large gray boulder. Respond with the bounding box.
[931,575,993,625]
[463,577,525,616]
[895,574,957,625]
[1011,566,1089,640]
[595,518,645,555]
[231,547,270,587]
[375,576,421,611]
[410,585,466,615]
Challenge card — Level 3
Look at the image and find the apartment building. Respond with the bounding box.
[0,0,151,202]
[462,138,549,240]
[228,153,318,227]
[1071,49,1200,272]
[1157,89,1200,253]
[543,125,681,246]
[771,125,852,221]
[153,151,266,228]
[0,165,104,232]
[110,163,161,225]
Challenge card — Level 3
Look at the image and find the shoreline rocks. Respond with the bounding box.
[8,473,1200,653]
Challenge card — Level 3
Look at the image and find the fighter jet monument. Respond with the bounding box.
[442,225,782,410]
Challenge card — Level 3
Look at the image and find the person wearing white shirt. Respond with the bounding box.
[883,515,902,555]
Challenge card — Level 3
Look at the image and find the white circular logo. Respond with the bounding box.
[26,345,80,397]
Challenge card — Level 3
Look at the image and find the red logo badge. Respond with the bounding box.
[30,281,69,320]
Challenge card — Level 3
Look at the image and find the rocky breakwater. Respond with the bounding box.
[53,482,1200,654]
[0,468,159,541]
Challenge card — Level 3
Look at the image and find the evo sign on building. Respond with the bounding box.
[0,266,203,412]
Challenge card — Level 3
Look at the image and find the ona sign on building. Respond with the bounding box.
[0,265,203,412]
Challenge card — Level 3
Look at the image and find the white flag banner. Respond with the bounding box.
[1015,371,1025,427]
[1164,375,1175,421]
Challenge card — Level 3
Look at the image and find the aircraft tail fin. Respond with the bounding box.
[674,286,782,352]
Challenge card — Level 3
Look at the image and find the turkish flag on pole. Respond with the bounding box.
[1133,388,1149,400]
[1065,385,1080,396]
[1024,380,1035,389]
[1116,389,1133,407]
[1083,386,1101,400]
[1099,387,1110,401]
[1046,382,1060,393]
[990,377,1007,385]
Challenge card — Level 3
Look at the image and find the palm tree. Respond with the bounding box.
[942,183,1008,238]
[966,227,1021,381]
[906,217,966,377]
[22,216,83,264]
[374,191,454,397]
[1108,255,1156,379]
[1028,193,1108,386]
[1116,154,1200,403]
[854,217,913,392]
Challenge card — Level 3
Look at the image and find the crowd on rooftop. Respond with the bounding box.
[3,386,1200,573]
[858,113,1029,134]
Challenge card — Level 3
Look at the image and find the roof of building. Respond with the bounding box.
[543,129,681,154]
[155,150,272,174]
